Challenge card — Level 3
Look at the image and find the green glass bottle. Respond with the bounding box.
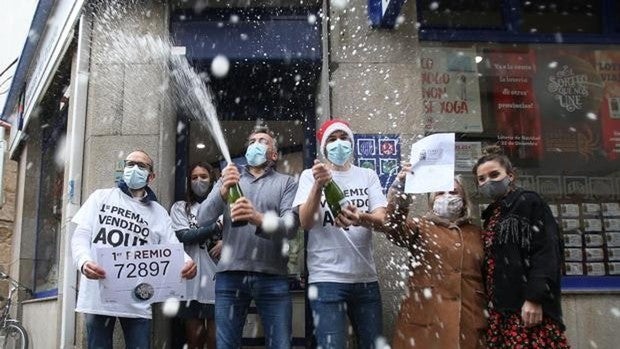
[228,183,248,227]
[324,179,348,218]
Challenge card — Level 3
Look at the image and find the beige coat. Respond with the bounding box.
[383,200,487,349]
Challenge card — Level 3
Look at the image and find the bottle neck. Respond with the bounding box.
[232,182,242,192]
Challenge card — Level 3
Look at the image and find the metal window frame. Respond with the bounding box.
[417,0,620,44]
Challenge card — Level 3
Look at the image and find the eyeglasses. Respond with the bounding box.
[124,160,152,171]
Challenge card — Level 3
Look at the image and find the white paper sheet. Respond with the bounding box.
[405,133,455,194]
[97,243,186,304]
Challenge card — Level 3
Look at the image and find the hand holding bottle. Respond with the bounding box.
[313,158,349,219]
[230,197,262,226]
[219,163,241,199]
[335,205,361,228]
[311,159,331,186]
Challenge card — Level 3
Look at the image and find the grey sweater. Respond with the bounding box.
[197,166,299,275]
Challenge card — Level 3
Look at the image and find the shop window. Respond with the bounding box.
[520,0,602,34]
[420,42,620,290]
[32,106,67,296]
[417,0,503,29]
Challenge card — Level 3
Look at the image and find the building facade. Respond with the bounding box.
[1,0,619,348]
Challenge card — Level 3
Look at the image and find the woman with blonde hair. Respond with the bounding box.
[381,164,486,349]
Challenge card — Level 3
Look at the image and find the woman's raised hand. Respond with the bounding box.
[397,162,412,182]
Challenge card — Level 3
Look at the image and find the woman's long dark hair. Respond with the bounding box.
[185,162,216,216]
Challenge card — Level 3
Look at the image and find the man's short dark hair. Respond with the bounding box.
[129,149,154,171]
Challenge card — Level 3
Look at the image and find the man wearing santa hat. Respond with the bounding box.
[293,118,387,349]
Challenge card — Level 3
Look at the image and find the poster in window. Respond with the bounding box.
[455,141,481,172]
[537,176,562,198]
[589,177,614,198]
[534,49,609,170]
[564,176,588,197]
[483,48,543,163]
[594,51,620,161]
[516,175,537,192]
[420,46,483,133]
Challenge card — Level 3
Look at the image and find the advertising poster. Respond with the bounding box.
[455,141,482,172]
[484,49,543,163]
[594,50,620,160]
[483,47,619,171]
[354,134,400,194]
[420,46,483,133]
[533,49,607,168]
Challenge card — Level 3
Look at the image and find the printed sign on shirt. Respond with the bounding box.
[97,243,186,304]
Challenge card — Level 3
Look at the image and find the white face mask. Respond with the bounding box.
[123,165,149,189]
[432,194,464,221]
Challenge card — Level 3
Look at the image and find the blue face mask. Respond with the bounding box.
[123,165,150,189]
[245,143,268,167]
[326,139,352,166]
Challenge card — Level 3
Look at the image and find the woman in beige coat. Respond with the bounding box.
[381,165,487,349]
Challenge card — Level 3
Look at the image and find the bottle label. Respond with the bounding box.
[338,198,349,208]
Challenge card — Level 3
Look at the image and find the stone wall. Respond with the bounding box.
[328,0,424,339]
[77,1,174,347]
[0,131,18,297]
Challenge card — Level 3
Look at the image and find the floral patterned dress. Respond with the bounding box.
[483,206,570,349]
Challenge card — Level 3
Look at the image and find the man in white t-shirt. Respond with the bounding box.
[71,150,197,349]
[293,119,387,349]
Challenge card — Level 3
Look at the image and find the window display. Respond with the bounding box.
[423,42,620,289]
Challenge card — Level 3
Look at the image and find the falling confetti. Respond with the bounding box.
[162,297,180,317]
[211,54,230,78]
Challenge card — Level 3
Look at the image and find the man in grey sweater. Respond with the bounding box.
[197,125,299,349]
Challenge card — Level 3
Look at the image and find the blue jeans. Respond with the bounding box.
[85,313,151,349]
[309,282,383,349]
[215,271,292,349]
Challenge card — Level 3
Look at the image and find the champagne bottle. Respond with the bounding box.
[228,183,248,227]
[324,179,348,218]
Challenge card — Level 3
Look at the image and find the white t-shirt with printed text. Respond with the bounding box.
[292,165,387,284]
[71,188,183,319]
[170,201,217,304]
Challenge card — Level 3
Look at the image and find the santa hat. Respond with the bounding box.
[316,118,354,155]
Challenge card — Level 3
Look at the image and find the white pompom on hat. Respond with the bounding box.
[316,118,354,155]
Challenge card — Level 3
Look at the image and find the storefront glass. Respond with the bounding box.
[417,0,620,288]
[33,106,67,295]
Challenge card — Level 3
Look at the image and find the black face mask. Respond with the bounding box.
[479,177,511,200]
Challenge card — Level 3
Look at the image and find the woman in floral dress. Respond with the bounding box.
[473,146,570,348]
